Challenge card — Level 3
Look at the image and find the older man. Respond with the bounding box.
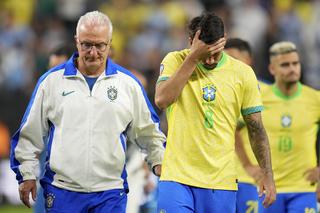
[11,11,165,213]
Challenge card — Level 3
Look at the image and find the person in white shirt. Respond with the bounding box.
[10,11,166,213]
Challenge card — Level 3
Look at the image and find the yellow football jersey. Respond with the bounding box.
[158,49,263,190]
[262,83,320,192]
[236,82,269,185]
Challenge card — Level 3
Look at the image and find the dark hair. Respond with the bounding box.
[188,12,224,44]
[51,43,75,57]
[225,38,252,56]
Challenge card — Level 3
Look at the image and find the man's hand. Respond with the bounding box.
[258,171,276,208]
[19,180,37,208]
[189,30,226,62]
[243,112,276,207]
[303,167,320,184]
[153,164,162,177]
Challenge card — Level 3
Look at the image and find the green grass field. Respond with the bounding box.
[0,205,33,213]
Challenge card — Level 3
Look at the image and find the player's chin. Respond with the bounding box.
[85,59,103,67]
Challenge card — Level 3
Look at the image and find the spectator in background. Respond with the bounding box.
[155,12,276,212]
[10,11,165,213]
[48,44,75,68]
[262,41,320,213]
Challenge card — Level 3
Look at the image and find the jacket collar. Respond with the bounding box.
[64,52,118,77]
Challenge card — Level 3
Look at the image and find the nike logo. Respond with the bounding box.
[62,91,75,96]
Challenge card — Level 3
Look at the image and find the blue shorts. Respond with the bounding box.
[157,181,236,213]
[236,182,263,213]
[263,192,317,213]
[41,183,127,213]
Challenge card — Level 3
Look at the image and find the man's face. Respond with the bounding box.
[202,52,222,69]
[224,48,252,66]
[76,24,111,73]
[269,52,301,84]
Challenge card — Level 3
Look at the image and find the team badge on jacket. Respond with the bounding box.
[107,86,118,101]
[45,193,55,209]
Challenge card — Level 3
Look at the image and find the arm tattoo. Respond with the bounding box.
[243,112,273,173]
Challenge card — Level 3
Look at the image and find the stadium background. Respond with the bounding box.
[0,0,319,212]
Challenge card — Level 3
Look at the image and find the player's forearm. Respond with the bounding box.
[244,113,273,174]
[155,55,197,110]
[235,130,252,168]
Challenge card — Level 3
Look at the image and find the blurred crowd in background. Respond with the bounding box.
[0,0,320,212]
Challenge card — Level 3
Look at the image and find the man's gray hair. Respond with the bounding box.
[269,41,297,57]
[76,11,113,38]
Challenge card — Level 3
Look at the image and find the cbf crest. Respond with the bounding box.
[45,193,55,209]
[281,114,292,128]
[107,86,118,101]
[202,85,216,102]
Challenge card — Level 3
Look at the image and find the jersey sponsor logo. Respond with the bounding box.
[45,193,55,209]
[159,210,166,213]
[281,114,292,128]
[202,85,216,102]
[107,86,118,101]
[62,90,75,96]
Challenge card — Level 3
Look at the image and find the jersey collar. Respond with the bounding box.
[197,51,227,72]
[272,82,302,100]
[64,53,118,77]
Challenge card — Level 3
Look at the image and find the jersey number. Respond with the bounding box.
[278,136,293,152]
[246,200,258,213]
[204,109,214,129]
[305,208,316,213]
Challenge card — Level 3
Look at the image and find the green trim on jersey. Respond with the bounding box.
[157,76,169,84]
[241,105,264,116]
[197,52,227,72]
[272,82,302,100]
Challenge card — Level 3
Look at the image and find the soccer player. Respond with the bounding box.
[155,12,276,213]
[10,11,166,213]
[262,41,320,213]
[225,38,267,213]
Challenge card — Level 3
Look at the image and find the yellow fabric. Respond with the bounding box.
[2,0,35,25]
[158,49,262,190]
[236,82,269,185]
[262,83,320,192]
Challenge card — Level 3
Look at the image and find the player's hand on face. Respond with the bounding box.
[303,167,320,184]
[258,171,276,208]
[19,179,37,208]
[189,30,226,62]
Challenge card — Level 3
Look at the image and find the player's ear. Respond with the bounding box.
[188,37,193,46]
[268,63,276,76]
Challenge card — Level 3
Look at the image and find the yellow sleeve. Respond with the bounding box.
[241,68,263,116]
[157,52,180,83]
[318,91,320,121]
